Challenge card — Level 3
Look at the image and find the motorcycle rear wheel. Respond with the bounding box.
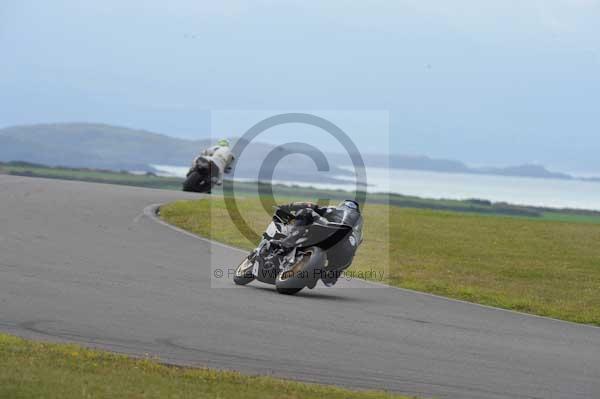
[182,170,210,193]
[275,247,326,295]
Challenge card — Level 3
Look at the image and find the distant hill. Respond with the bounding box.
[0,122,593,182]
[0,123,353,183]
[389,154,470,173]
[390,157,573,180]
[0,123,208,171]
[357,153,577,180]
[477,164,572,180]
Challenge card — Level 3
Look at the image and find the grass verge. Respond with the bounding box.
[161,197,600,326]
[0,162,183,190]
[0,333,410,399]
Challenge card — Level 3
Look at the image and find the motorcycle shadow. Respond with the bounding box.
[246,283,369,303]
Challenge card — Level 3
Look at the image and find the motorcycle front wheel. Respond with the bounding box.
[275,247,326,295]
[234,258,255,286]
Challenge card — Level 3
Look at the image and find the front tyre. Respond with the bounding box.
[233,258,255,286]
[275,247,326,295]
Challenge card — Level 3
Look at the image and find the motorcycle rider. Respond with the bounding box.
[272,200,361,249]
[192,139,235,186]
[271,199,362,287]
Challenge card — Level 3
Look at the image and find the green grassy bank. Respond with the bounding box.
[161,197,600,325]
[0,333,410,399]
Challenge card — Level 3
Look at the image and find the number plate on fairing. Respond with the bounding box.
[265,222,278,238]
[252,261,259,277]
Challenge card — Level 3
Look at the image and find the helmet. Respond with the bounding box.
[217,138,230,147]
[338,200,360,212]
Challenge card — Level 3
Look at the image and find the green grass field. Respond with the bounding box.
[0,333,410,399]
[0,162,183,190]
[161,197,600,326]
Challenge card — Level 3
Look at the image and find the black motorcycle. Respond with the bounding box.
[182,157,219,193]
[233,202,363,295]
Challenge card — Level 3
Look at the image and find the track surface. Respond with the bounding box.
[1,175,599,399]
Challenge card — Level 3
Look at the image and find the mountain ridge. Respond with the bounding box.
[0,123,595,182]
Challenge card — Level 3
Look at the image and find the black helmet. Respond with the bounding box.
[338,200,360,213]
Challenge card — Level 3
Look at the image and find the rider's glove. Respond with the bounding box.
[274,208,293,223]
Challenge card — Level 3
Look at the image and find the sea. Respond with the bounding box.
[151,164,600,211]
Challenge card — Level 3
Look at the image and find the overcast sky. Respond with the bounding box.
[1,1,599,173]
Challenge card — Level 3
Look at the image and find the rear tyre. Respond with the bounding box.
[275,247,326,295]
[182,170,204,192]
[233,258,255,286]
[276,287,303,295]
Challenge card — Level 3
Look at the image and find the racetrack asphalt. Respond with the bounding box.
[1,175,599,399]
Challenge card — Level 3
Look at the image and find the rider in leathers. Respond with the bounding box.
[192,139,235,186]
[273,200,360,249]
